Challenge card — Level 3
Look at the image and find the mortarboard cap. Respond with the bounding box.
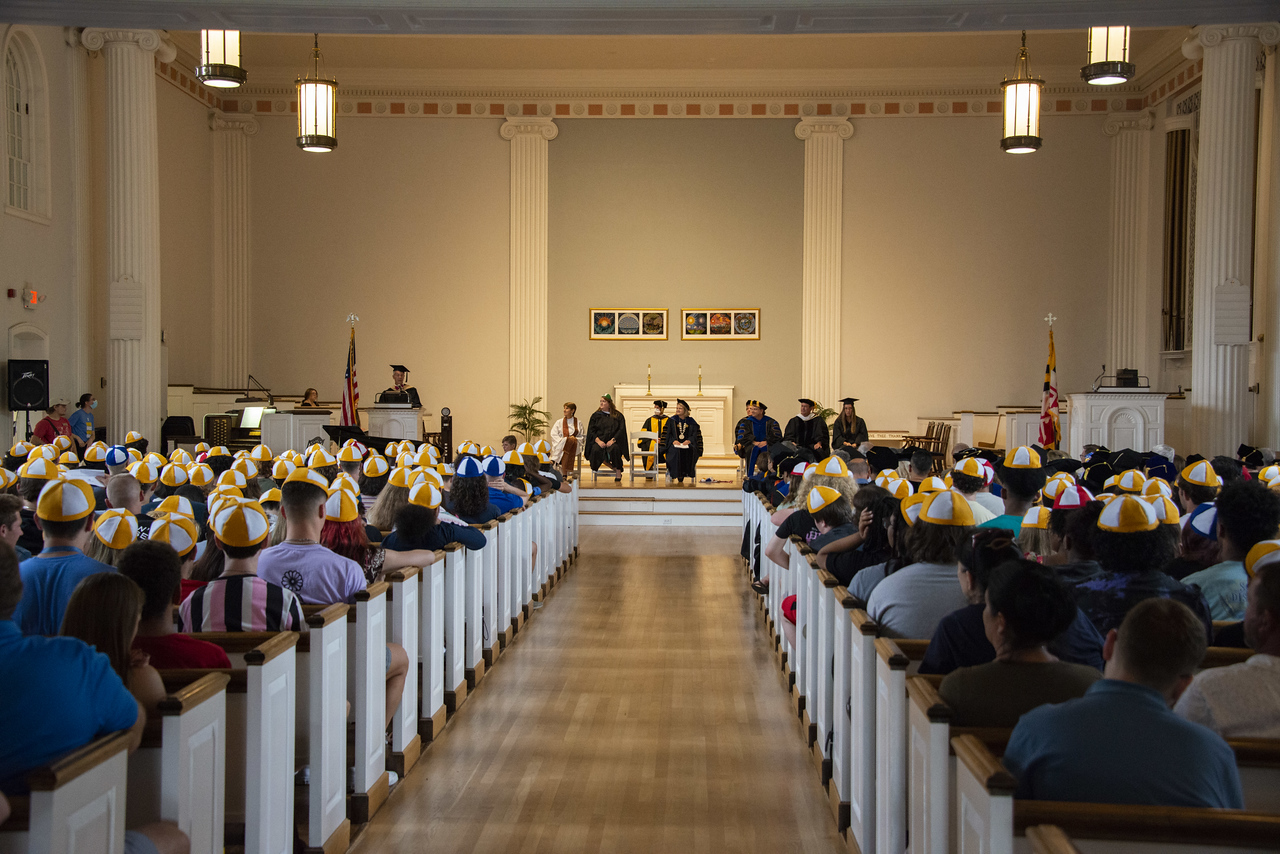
[798,398,816,407]
[651,400,667,408]
[676,398,689,409]
[390,364,410,374]
[838,398,859,405]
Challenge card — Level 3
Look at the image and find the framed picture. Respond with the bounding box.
[589,308,668,340]
[681,308,760,340]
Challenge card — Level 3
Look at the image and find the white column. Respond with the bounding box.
[65,29,92,398]
[796,117,853,409]
[501,118,557,410]
[1103,111,1153,375]
[80,28,175,442]
[1183,23,1280,456]
[209,111,259,389]
[1257,46,1280,442]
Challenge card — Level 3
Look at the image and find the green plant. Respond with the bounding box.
[508,397,550,441]
[813,401,838,424]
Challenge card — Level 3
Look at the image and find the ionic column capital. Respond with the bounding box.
[208,110,260,137]
[795,117,854,141]
[1104,111,1154,137]
[1183,23,1280,60]
[79,28,177,62]
[501,117,558,141]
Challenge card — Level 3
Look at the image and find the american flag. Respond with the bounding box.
[341,327,359,426]
[1038,328,1060,449]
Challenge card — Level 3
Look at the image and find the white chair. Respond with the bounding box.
[629,430,663,482]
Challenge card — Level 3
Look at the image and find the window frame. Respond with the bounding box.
[1,26,51,225]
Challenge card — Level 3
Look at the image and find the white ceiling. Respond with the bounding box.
[5,0,1278,35]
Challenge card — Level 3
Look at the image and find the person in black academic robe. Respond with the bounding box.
[831,397,868,455]
[384,364,422,408]
[664,400,703,483]
[783,398,830,462]
[585,395,628,478]
[640,401,669,471]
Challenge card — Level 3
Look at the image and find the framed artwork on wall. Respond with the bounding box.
[681,308,760,340]
[589,308,668,340]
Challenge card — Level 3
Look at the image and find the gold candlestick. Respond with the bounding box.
[697,365,703,396]
[646,364,652,396]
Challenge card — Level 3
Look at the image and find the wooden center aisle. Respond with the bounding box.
[356,527,845,853]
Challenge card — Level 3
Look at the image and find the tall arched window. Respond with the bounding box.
[2,27,49,222]
[6,46,31,211]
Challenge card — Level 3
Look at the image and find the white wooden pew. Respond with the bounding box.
[478,522,501,667]
[812,565,839,785]
[0,731,132,854]
[788,535,811,724]
[348,581,389,823]
[442,543,468,713]
[952,734,1280,854]
[828,585,858,832]
[497,510,523,640]
[874,638,911,854]
[386,568,422,778]
[463,533,487,688]
[419,549,448,742]
[299,606,352,853]
[127,673,230,854]
[848,609,881,854]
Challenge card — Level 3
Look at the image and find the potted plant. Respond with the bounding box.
[508,397,549,442]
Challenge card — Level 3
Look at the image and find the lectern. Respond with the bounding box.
[1066,391,1168,459]
[362,404,422,441]
[261,409,333,453]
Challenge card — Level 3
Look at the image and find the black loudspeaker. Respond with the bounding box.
[8,359,49,411]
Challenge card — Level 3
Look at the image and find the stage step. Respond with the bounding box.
[579,486,743,527]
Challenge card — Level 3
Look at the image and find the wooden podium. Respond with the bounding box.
[362,404,422,441]
[261,410,334,453]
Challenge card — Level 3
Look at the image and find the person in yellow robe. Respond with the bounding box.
[640,400,669,472]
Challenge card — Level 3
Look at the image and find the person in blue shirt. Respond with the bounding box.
[382,482,486,552]
[13,479,111,637]
[978,445,1047,536]
[66,394,96,452]
[1003,596,1243,809]
[445,457,504,524]
[1183,480,1280,622]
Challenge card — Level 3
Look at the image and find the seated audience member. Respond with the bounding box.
[0,495,31,562]
[178,500,303,632]
[843,495,913,603]
[16,456,62,555]
[906,449,933,485]
[1176,460,1222,515]
[768,459,805,509]
[313,484,437,584]
[1211,455,1244,487]
[980,446,1047,534]
[368,466,417,531]
[359,454,390,512]
[84,508,139,568]
[939,559,1102,726]
[1015,506,1054,558]
[1003,597,1242,809]
[950,457,1005,518]
[1074,495,1212,637]
[805,486,858,551]
[446,457,504,524]
[501,435,519,453]
[336,443,364,480]
[815,485,893,587]
[105,471,148,521]
[1175,544,1280,737]
[384,483,486,552]
[0,543,189,854]
[921,530,1104,675]
[118,539,229,669]
[259,470,369,603]
[1049,499,1106,585]
[1164,503,1221,581]
[59,572,167,720]
[484,457,526,513]
[866,490,973,639]
[1182,480,1280,621]
[848,453,871,485]
[760,457,857,587]
[14,479,110,636]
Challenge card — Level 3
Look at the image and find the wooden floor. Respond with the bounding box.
[355,527,845,854]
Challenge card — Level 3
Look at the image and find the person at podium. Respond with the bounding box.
[383,364,421,408]
[664,400,703,484]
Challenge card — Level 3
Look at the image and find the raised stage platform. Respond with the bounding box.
[579,483,743,527]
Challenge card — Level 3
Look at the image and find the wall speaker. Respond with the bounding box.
[8,360,49,411]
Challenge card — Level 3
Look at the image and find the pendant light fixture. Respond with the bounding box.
[1001,31,1044,154]
[296,34,337,153]
[195,30,246,88]
[1082,26,1135,85]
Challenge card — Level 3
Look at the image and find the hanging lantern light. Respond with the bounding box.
[1001,31,1044,155]
[296,34,337,153]
[195,30,246,88]
[1082,26,1135,85]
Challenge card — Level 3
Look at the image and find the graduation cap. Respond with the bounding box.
[898,444,927,461]
[838,397,859,406]
[1107,449,1144,473]
[1184,453,1206,466]
[1045,458,1083,475]
[1239,444,1266,467]
[651,400,668,408]
[1144,453,1178,481]
[675,398,690,410]
[867,446,900,474]
[776,455,802,475]
[1081,460,1115,494]
[798,398,816,407]
[390,364,410,374]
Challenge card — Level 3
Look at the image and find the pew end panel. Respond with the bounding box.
[386,567,423,779]
[349,581,390,824]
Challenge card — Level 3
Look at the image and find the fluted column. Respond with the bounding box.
[796,117,853,409]
[1184,24,1280,455]
[1104,112,1153,375]
[80,28,175,442]
[501,117,557,409]
[210,111,259,388]
[1257,46,1280,443]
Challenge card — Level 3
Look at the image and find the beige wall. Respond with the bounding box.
[245,115,510,444]
[841,114,1112,434]
[157,79,214,388]
[548,119,805,450]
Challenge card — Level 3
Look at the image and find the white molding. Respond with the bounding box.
[3,204,51,225]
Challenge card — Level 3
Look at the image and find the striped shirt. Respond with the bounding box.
[177,573,304,633]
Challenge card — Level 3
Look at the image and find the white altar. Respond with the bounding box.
[262,410,334,453]
[1066,391,1168,459]
[362,404,422,441]
[614,383,734,456]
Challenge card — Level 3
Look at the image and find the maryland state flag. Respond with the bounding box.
[341,327,359,426]
[1038,328,1060,449]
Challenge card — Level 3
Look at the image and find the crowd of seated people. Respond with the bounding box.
[0,426,570,849]
[750,434,1280,814]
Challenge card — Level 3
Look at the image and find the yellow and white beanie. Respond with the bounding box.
[1097,495,1158,533]
[93,509,139,549]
